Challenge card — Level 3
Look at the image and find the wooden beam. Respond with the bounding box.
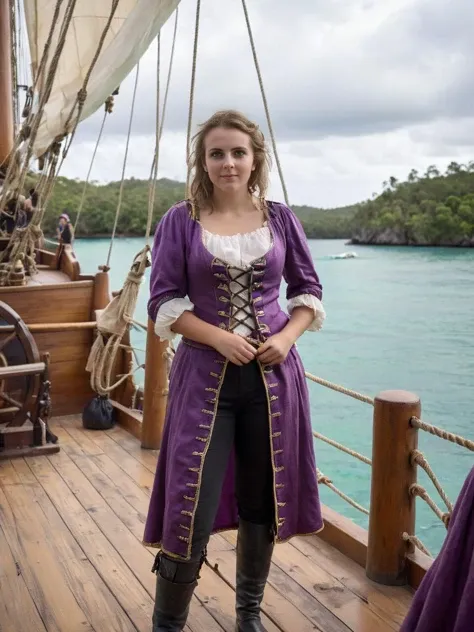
[0,361,45,379]
[0,322,96,333]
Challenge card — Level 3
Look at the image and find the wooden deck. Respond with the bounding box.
[26,266,71,286]
[0,416,413,632]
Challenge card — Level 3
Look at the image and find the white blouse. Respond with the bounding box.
[154,224,326,341]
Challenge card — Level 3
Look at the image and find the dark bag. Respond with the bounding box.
[82,395,116,430]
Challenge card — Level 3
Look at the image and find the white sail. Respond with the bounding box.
[23,0,180,157]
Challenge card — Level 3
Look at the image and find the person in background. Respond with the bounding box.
[57,213,74,244]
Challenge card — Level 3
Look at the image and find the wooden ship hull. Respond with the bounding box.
[0,238,141,455]
[2,1,472,630]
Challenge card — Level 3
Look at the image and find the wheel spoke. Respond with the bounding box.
[0,391,23,408]
[0,331,16,352]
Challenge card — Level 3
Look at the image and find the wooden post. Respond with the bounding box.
[366,390,420,585]
[141,317,168,450]
[0,0,14,168]
[92,266,111,315]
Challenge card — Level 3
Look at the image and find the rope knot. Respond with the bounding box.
[317,470,332,486]
[105,95,115,114]
[410,449,424,467]
[77,88,88,105]
[20,124,31,141]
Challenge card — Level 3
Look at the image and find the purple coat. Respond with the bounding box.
[143,200,324,560]
[401,466,474,632]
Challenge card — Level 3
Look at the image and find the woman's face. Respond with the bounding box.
[203,127,255,195]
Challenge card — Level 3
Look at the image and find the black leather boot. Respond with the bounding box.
[152,551,204,631]
[235,519,274,632]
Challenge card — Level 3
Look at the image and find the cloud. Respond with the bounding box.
[56,0,474,207]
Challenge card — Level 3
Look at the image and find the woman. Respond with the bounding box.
[57,213,74,244]
[144,110,326,631]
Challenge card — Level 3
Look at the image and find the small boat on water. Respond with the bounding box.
[326,251,359,259]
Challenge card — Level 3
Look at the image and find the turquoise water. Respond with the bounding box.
[74,237,474,556]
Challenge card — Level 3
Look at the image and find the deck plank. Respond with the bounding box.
[0,417,413,632]
[0,463,96,632]
[47,426,219,632]
[291,535,412,629]
[0,516,48,632]
[53,424,277,631]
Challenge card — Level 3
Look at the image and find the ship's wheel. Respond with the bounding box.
[0,302,41,429]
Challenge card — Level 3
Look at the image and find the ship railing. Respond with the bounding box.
[304,370,473,581]
[133,323,473,587]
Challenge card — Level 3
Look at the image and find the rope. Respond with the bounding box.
[313,431,372,465]
[105,63,140,268]
[305,371,374,405]
[37,1,121,219]
[131,319,148,331]
[9,0,18,128]
[240,0,289,206]
[411,449,453,513]
[74,100,112,232]
[411,416,474,452]
[146,33,161,244]
[0,0,75,215]
[185,0,201,196]
[30,0,65,99]
[147,7,179,242]
[403,532,432,557]
[409,483,450,528]
[317,469,369,515]
[87,15,179,397]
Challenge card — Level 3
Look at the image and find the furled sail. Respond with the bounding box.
[22,0,180,158]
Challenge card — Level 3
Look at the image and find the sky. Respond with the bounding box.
[38,0,474,208]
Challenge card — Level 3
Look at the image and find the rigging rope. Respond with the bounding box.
[240,0,289,206]
[147,7,179,243]
[105,63,140,269]
[147,33,162,244]
[74,96,115,233]
[87,24,176,397]
[35,0,122,223]
[9,0,18,129]
[185,0,201,196]
[0,0,74,215]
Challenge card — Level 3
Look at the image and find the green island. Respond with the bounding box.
[41,161,474,246]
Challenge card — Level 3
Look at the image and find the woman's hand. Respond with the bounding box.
[256,332,293,365]
[214,331,257,366]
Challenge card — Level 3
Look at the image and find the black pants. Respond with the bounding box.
[189,360,275,561]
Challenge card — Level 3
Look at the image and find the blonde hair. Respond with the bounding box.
[188,110,271,218]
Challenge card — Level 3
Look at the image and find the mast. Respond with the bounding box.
[0,0,14,169]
